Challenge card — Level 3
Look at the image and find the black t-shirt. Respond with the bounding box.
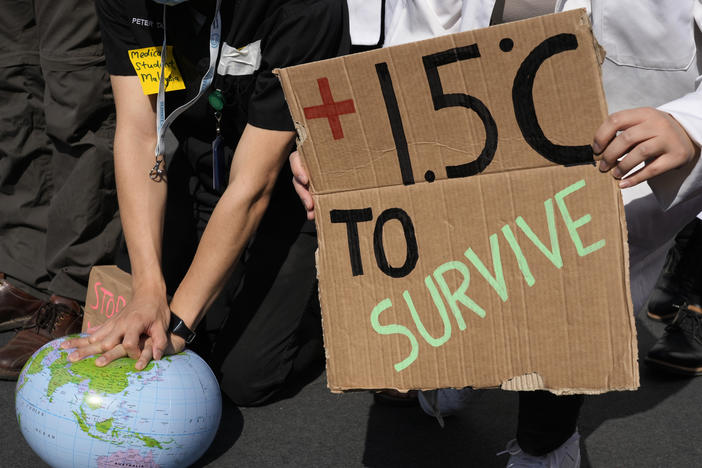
[95,0,350,137]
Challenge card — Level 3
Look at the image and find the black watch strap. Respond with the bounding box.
[169,311,196,344]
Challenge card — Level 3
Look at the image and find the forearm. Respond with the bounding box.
[168,124,295,328]
[168,180,273,326]
[114,129,167,292]
[111,75,167,295]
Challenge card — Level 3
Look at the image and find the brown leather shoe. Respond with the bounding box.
[0,295,82,380]
[0,273,44,332]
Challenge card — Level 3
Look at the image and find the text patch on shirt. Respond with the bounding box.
[128,46,186,95]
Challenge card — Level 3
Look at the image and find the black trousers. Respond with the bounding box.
[517,391,584,456]
[0,0,120,302]
[157,136,322,407]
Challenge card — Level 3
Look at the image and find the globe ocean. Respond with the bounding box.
[15,336,221,468]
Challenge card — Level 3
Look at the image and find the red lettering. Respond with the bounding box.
[104,295,115,318]
[99,287,114,317]
[116,296,127,315]
[90,282,103,310]
[303,77,356,140]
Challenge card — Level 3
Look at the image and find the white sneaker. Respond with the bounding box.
[498,431,581,468]
[417,388,474,427]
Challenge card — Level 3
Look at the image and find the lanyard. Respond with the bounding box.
[150,0,222,181]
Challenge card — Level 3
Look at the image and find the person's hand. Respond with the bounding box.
[61,287,171,369]
[62,334,186,370]
[289,150,315,220]
[593,107,700,188]
[133,334,186,370]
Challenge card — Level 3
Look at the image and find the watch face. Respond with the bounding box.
[169,313,196,343]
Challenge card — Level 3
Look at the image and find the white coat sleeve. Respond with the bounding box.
[648,0,702,210]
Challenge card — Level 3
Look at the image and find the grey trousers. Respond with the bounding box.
[0,0,121,302]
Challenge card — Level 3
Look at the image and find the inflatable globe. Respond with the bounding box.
[15,336,221,468]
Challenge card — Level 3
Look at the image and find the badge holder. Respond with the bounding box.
[209,89,225,191]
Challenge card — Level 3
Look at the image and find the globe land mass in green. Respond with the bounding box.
[22,345,172,449]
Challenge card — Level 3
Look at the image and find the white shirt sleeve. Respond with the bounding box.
[384,0,466,46]
[347,0,383,46]
[648,0,702,210]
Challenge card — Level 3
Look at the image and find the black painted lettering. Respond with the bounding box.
[330,208,373,276]
[423,45,498,178]
[373,208,419,278]
[512,33,593,166]
[375,62,415,185]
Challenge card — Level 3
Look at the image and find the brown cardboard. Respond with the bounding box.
[83,265,133,333]
[277,10,637,394]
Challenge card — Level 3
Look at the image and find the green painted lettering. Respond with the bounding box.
[370,298,419,372]
[433,261,486,328]
[464,233,508,301]
[501,225,535,286]
[516,198,563,269]
[554,179,606,256]
[403,276,451,347]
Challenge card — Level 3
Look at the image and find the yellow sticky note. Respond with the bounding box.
[128,46,186,95]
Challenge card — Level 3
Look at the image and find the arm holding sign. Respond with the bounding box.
[593,4,702,207]
[290,150,316,220]
[593,106,700,189]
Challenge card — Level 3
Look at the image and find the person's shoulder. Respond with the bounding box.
[276,0,347,23]
[95,0,134,18]
[95,0,122,19]
[269,0,348,46]
[96,0,159,24]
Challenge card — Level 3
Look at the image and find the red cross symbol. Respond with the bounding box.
[303,77,356,140]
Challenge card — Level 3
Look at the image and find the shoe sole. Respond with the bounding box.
[645,357,702,376]
[0,317,33,333]
[0,369,20,381]
[645,308,676,322]
[372,390,419,407]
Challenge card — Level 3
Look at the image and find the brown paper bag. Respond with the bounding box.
[83,265,133,332]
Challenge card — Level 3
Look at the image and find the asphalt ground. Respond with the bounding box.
[2,311,701,468]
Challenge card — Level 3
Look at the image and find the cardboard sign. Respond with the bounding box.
[83,266,133,333]
[278,10,638,394]
[128,46,186,95]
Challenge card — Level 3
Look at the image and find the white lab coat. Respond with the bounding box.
[347,0,702,311]
[570,0,702,310]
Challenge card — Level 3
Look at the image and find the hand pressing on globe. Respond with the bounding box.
[593,107,700,188]
[61,285,184,370]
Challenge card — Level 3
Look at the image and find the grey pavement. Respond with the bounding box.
[2,313,701,467]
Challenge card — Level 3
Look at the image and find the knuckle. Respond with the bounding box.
[601,152,615,164]
[634,143,648,158]
[122,336,136,347]
[648,165,662,177]
[620,130,634,146]
[669,149,684,163]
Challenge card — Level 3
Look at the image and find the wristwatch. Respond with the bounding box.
[168,311,196,344]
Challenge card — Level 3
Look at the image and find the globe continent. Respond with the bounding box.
[15,336,221,468]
